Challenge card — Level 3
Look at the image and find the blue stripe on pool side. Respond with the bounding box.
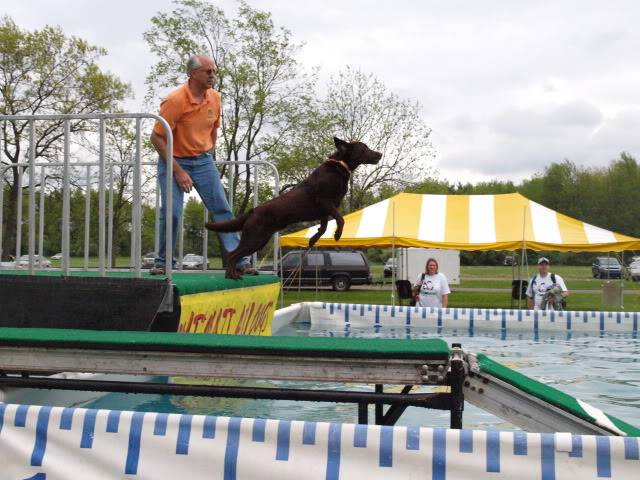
[459,429,473,453]
[487,310,492,321]
[541,433,555,480]
[80,409,97,448]
[549,311,555,323]
[422,307,426,319]
[624,437,639,460]
[0,403,5,433]
[566,311,572,331]
[322,302,326,310]
[330,304,334,315]
[513,431,527,455]
[379,426,394,467]
[59,407,74,430]
[360,304,365,317]
[406,308,411,325]
[176,414,192,454]
[344,306,349,324]
[224,418,242,480]
[383,305,388,312]
[518,309,523,322]
[124,411,145,475]
[486,431,500,472]
[302,421,316,445]
[634,313,638,333]
[352,304,357,311]
[15,404,29,427]
[453,308,458,320]
[616,312,621,324]
[406,427,420,450]
[106,410,121,433]
[432,428,446,480]
[368,304,372,311]
[326,423,342,480]
[30,406,52,467]
[203,416,216,439]
[375,305,381,325]
[596,436,611,478]
[437,309,443,329]
[252,418,266,442]
[501,310,506,330]
[583,311,588,323]
[469,309,475,335]
[354,424,367,447]
[569,435,582,458]
[337,304,342,311]
[600,312,605,331]
[154,413,168,436]
[276,420,291,461]
[390,306,396,317]
[534,311,539,336]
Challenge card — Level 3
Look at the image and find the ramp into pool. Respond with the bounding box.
[0,270,280,334]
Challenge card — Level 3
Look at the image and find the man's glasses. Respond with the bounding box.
[201,68,217,75]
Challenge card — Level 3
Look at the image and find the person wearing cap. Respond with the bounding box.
[526,257,569,310]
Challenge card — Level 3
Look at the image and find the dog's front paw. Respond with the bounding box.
[334,230,343,241]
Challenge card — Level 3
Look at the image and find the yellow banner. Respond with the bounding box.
[178,283,280,336]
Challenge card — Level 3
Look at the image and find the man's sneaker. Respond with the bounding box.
[150,266,166,276]
[238,265,259,276]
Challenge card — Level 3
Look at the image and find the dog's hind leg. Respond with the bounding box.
[225,231,273,279]
[308,217,328,248]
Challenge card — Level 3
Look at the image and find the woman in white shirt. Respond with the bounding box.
[413,258,451,308]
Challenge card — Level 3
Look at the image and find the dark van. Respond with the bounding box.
[279,250,372,291]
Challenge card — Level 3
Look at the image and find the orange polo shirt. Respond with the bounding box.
[152,82,221,157]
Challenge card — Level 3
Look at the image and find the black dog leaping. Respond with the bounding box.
[205,137,382,279]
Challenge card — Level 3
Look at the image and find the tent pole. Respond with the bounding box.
[518,205,528,309]
[391,200,396,306]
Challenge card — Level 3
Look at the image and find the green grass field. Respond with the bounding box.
[46,257,638,311]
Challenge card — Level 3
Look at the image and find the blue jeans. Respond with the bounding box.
[155,153,249,268]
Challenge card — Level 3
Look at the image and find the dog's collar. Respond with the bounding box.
[325,158,351,176]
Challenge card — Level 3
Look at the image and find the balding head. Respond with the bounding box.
[186,54,216,76]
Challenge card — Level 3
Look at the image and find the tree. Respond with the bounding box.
[0,16,131,259]
[144,0,316,216]
[269,68,435,212]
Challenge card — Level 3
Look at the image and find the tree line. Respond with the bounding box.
[1,2,638,265]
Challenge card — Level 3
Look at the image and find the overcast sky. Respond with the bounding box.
[5,0,640,183]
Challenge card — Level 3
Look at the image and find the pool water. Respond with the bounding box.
[82,322,640,431]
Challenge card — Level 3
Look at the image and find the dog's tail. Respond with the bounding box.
[205,209,253,232]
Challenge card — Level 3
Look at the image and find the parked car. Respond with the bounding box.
[51,252,62,260]
[629,260,640,282]
[142,252,156,269]
[279,250,372,291]
[503,255,517,266]
[592,257,622,279]
[383,258,397,277]
[17,254,51,268]
[181,254,209,270]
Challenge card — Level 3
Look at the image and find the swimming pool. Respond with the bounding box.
[81,321,640,431]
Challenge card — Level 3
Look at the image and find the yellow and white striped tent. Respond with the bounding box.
[280,192,640,252]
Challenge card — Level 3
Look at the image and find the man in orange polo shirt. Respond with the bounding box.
[150,54,249,274]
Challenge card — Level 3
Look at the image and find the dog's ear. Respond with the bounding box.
[333,137,348,152]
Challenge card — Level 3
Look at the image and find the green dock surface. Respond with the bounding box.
[0,269,280,296]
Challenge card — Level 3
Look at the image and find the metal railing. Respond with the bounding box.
[0,113,280,282]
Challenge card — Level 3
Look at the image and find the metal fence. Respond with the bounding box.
[0,113,279,281]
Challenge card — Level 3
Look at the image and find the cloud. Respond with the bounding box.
[4,0,640,184]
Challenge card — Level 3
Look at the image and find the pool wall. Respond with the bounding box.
[0,402,637,479]
[304,302,639,335]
